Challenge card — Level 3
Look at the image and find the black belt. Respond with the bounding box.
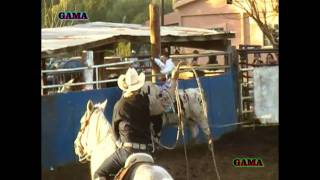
[117,141,152,151]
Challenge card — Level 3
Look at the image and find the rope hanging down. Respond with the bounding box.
[151,63,221,180]
[153,88,181,150]
[174,74,190,180]
[189,66,221,180]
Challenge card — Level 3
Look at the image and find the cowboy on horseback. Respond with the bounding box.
[94,67,179,180]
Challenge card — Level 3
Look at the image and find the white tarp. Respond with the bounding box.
[253,66,279,124]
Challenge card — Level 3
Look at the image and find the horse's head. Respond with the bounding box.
[74,98,113,163]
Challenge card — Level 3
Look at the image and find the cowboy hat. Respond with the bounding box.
[117,68,145,92]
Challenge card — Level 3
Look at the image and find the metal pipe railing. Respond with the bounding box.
[42,64,229,90]
[170,51,228,59]
[42,52,232,92]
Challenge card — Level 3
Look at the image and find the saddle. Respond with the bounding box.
[114,153,154,180]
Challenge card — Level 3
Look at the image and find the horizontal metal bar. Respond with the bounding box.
[180,65,230,70]
[42,79,120,89]
[214,121,251,128]
[241,81,253,85]
[104,56,121,60]
[241,123,279,128]
[240,83,254,88]
[134,59,150,63]
[241,96,253,100]
[93,61,134,68]
[240,67,254,71]
[242,110,254,113]
[42,67,88,73]
[42,64,229,90]
[170,51,229,59]
[42,61,134,74]
[105,67,129,70]
[42,59,152,74]
[104,55,151,60]
[237,49,278,53]
[43,72,162,89]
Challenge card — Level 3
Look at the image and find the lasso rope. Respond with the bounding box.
[152,63,221,180]
[174,77,190,180]
[189,66,221,180]
[154,88,181,150]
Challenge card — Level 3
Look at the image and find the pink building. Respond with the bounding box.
[163,0,278,48]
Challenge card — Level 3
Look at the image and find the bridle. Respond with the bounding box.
[75,107,95,163]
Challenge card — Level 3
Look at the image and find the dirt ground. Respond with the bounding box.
[42,126,278,180]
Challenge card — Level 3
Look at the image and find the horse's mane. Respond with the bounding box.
[74,100,116,162]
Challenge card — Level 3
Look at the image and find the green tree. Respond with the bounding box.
[42,0,173,28]
[232,0,278,48]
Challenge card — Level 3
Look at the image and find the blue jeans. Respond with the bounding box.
[94,147,149,179]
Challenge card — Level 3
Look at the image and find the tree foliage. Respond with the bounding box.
[42,0,173,28]
[232,0,278,48]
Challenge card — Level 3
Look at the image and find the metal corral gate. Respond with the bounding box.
[41,70,238,169]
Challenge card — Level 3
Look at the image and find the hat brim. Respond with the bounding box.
[117,72,145,92]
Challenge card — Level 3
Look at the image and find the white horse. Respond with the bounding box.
[141,81,211,142]
[74,99,173,180]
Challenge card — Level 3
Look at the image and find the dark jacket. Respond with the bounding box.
[112,94,153,144]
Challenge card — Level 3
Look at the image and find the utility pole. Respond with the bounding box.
[149,3,161,83]
[161,0,164,26]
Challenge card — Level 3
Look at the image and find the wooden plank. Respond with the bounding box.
[149,3,161,83]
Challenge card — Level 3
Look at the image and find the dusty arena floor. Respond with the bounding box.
[42,126,278,180]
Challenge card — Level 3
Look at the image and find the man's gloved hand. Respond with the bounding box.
[171,61,183,80]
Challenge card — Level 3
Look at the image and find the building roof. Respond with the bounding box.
[173,0,198,9]
[42,22,235,57]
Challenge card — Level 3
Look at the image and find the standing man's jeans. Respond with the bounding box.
[94,147,149,179]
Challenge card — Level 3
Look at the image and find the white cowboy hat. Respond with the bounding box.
[117,68,145,92]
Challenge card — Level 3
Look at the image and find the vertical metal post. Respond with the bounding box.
[41,72,44,96]
[95,67,99,89]
[240,84,243,117]
[83,50,94,90]
[41,58,47,96]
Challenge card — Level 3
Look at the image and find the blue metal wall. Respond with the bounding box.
[41,71,238,169]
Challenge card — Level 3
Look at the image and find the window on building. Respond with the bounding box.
[212,27,224,32]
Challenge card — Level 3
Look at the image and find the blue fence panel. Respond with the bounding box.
[41,71,238,169]
[41,87,122,169]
